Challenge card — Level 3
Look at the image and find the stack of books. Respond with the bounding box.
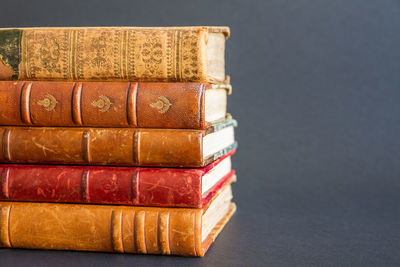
[0,26,236,257]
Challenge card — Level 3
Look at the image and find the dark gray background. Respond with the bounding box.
[1,0,400,266]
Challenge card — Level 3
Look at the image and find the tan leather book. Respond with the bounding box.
[0,118,236,167]
[0,26,229,82]
[0,184,235,257]
[0,81,230,128]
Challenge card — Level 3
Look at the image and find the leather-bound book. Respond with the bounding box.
[0,150,235,208]
[0,118,236,167]
[0,184,235,257]
[0,81,230,128]
[0,26,229,83]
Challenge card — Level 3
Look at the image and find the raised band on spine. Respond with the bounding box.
[111,210,124,253]
[127,82,138,127]
[0,204,12,247]
[158,212,171,254]
[72,82,83,125]
[0,168,10,199]
[20,82,33,124]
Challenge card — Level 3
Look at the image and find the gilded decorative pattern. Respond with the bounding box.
[39,35,61,73]
[149,96,172,114]
[165,31,175,80]
[91,95,113,112]
[141,35,163,77]
[76,30,85,80]
[89,32,109,69]
[175,31,181,81]
[181,30,202,81]
[61,30,70,80]
[37,94,58,111]
[17,28,205,81]
[131,30,167,81]
[127,30,136,79]
[121,30,128,79]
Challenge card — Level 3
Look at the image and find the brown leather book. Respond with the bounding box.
[0,26,229,83]
[0,184,235,257]
[0,119,236,167]
[0,81,230,128]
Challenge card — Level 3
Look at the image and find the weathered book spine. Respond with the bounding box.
[0,27,228,82]
[0,152,235,207]
[0,201,236,256]
[0,126,236,167]
[0,81,210,128]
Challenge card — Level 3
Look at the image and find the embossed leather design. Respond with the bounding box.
[0,123,236,167]
[0,81,217,128]
[0,150,235,207]
[0,27,229,82]
[0,200,236,256]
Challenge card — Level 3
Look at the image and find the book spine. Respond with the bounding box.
[0,165,203,207]
[0,81,206,128]
[0,127,204,167]
[0,28,208,82]
[0,202,204,256]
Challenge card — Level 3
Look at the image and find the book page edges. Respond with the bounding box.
[198,202,236,256]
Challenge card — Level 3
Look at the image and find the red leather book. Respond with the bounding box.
[0,150,235,208]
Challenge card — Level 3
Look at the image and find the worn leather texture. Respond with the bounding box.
[0,120,236,167]
[0,27,229,82]
[0,200,236,256]
[0,150,235,207]
[0,81,221,128]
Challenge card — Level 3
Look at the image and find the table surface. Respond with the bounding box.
[1,0,400,266]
